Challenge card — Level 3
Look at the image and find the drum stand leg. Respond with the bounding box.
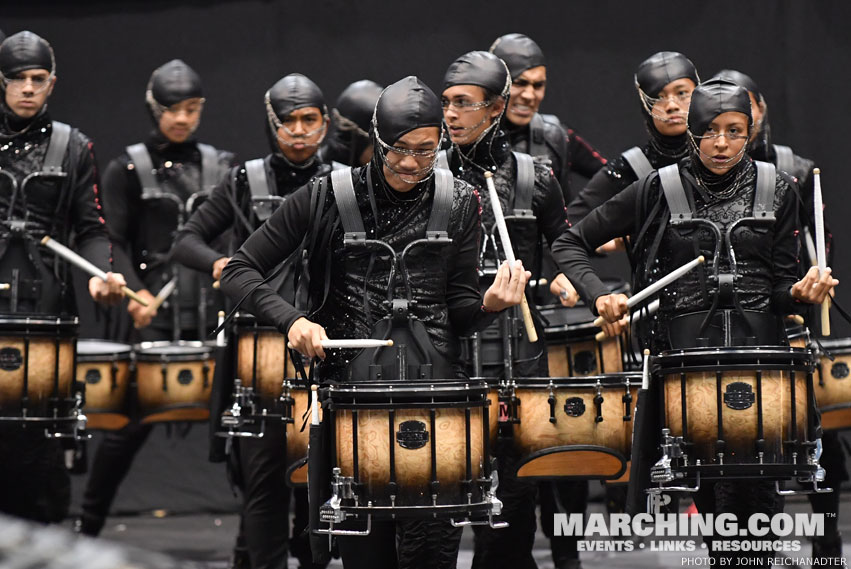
[450,469,507,529]
[317,468,373,537]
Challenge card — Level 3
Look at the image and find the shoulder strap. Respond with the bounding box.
[753,161,777,221]
[622,146,654,180]
[126,143,160,198]
[198,143,222,192]
[658,164,692,222]
[426,168,453,238]
[331,160,347,171]
[331,167,366,240]
[511,151,535,214]
[528,113,548,157]
[245,158,277,222]
[773,144,794,175]
[436,150,449,171]
[43,121,71,175]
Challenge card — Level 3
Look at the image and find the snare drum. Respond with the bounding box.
[0,316,77,419]
[815,337,851,430]
[657,347,816,480]
[135,341,215,423]
[322,380,495,519]
[76,339,132,430]
[512,373,639,480]
[235,313,299,402]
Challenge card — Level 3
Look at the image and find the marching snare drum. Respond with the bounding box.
[540,304,626,377]
[235,313,299,403]
[656,346,816,481]
[76,339,132,430]
[0,316,78,422]
[320,380,497,521]
[815,337,851,430]
[135,341,215,423]
[512,373,640,480]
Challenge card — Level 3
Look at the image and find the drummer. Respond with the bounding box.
[173,73,332,569]
[220,75,529,569]
[552,79,837,564]
[0,31,125,523]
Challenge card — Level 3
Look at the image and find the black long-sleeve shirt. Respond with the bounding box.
[220,164,491,381]
[553,157,801,346]
[0,112,112,314]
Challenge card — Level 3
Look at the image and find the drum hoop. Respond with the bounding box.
[326,381,488,394]
[135,340,213,360]
[76,340,133,359]
[0,316,78,336]
[513,373,642,388]
[817,337,851,352]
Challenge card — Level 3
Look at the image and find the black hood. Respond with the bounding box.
[635,51,699,98]
[709,69,772,159]
[335,79,383,134]
[443,50,510,97]
[266,73,326,121]
[688,79,752,137]
[0,31,54,77]
[710,69,762,103]
[373,75,442,145]
[489,33,545,79]
[147,59,203,109]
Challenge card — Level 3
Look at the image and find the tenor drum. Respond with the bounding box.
[512,373,639,479]
[135,341,215,423]
[76,339,132,430]
[657,347,816,480]
[322,380,496,519]
[0,316,78,421]
[814,337,851,430]
[235,313,299,403]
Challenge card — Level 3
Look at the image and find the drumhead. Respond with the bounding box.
[656,346,813,372]
[514,372,642,389]
[135,340,213,360]
[0,315,78,336]
[77,339,132,357]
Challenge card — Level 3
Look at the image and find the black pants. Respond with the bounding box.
[692,479,785,564]
[540,480,589,565]
[337,519,463,569]
[472,437,539,569]
[0,426,70,523]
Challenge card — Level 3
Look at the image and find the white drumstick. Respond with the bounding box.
[641,349,651,390]
[216,311,226,347]
[595,298,660,341]
[287,339,394,350]
[311,385,320,426]
[593,255,704,327]
[40,236,149,306]
[484,171,538,343]
[813,168,830,336]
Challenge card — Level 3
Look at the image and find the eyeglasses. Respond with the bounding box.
[441,98,492,113]
[3,74,52,94]
[693,131,749,141]
[644,91,692,107]
[377,137,439,159]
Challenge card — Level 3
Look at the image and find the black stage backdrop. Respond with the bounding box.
[4,1,851,515]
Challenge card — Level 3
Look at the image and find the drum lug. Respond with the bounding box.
[547,382,556,424]
[622,376,633,421]
[594,380,604,423]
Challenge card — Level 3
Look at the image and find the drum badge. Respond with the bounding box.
[564,397,586,417]
[724,382,755,410]
[85,370,102,384]
[831,362,849,380]
[0,347,22,371]
[396,420,429,449]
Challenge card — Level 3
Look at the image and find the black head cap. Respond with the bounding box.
[688,79,752,137]
[635,51,699,97]
[489,33,546,80]
[710,69,762,103]
[147,59,203,108]
[443,50,510,98]
[266,73,326,121]
[373,76,442,145]
[335,79,383,134]
[0,31,54,77]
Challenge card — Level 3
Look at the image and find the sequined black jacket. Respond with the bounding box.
[0,111,112,314]
[567,140,683,222]
[220,163,492,382]
[173,154,331,275]
[553,157,801,350]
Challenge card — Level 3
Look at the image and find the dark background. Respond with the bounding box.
[3,0,851,515]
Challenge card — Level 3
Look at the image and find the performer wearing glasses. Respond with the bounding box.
[0,30,124,523]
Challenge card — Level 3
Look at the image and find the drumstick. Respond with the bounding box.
[786,314,805,326]
[147,277,177,313]
[286,339,394,350]
[216,311,226,347]
[212,280,221,289]
[595,298,660,341]
[484,171,538,343]
[40,236,149,306]
[592,255,704,327]
[310,385,319,426]
[813,168,830,336]
[641,349,651,390]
